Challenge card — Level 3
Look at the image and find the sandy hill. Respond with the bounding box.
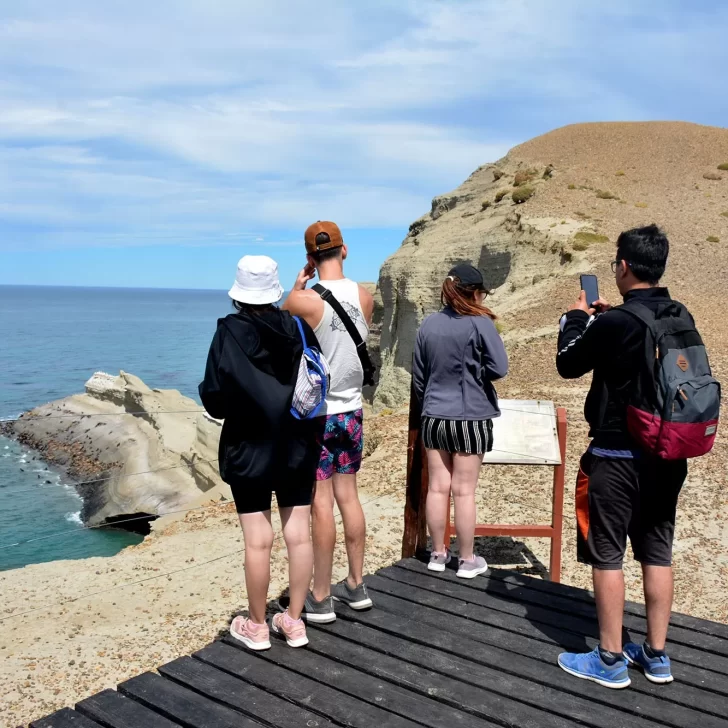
[374,121,728,407]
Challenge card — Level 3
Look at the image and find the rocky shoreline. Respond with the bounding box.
[0,371,231,530]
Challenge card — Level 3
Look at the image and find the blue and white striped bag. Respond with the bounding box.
[290,316,330,420]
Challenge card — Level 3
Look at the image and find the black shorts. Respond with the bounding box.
[231,469,314,515]
[421,417,494,455]
[575,451,686,569]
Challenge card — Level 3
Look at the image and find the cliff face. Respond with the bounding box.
[1,371,229,527]
[373,121,728,408]
[374,160,587,407]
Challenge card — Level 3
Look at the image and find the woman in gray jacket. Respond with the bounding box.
[413,264,508,578]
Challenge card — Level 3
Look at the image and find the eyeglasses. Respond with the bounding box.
[611,259,627,273]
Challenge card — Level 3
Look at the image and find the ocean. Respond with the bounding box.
[0,285,232,571]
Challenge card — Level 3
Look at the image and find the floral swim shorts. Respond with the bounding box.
[315,408,364,481]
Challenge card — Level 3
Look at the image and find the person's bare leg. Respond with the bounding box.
[642,564,673,651]
[280,505,313,620]
[311,479,336,601]
[333,473,366,588]
[426,449,453,553]
[239,510,274,624]
[450,453,481,561]
[593,567,625,653]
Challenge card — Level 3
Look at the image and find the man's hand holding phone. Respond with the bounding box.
[568,290,612,315]
[293,261,316,291]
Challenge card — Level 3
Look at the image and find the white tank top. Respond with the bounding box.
[314,278,369,416]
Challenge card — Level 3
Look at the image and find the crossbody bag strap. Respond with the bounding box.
[312,283,375,385]
[312,284,367,351]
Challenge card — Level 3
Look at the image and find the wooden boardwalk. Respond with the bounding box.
[32,557,728,728]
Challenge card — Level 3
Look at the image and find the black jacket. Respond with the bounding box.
[199,308,319,487]
[556,287,688,449]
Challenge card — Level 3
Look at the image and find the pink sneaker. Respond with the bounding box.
[229,616,271,651]
[271,610,309,647]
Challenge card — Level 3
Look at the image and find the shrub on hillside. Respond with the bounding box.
[512,186,535,204]
[635,202,648,208]
[573,231,610,250]
[567,184,576,190]
[495,190,508,203]
[492,168,505,181]
[707,236,720,243]
[703,173,723,181]
[542,165,555,179]
[615,170,625,176]
[513,170,535,187]
[718,163,728,171]
[481,200,491,211]
[596,190,618,200]
[721,211,728,218]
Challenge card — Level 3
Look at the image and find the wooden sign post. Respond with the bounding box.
[402,388,567,582]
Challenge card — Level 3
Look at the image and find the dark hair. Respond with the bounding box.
[232,301,276,314]
[441,278,497,320]
[310,246,343,264]
[616,224,669,285]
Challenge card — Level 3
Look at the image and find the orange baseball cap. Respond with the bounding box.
[304,221,344,254]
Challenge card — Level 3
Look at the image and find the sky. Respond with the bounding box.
[1,1,727,290]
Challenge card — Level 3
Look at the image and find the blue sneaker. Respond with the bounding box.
[623,642,674,684]
[558,647,631,689]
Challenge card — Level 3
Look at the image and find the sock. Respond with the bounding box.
[644,642,666,658]
[599,646,620,666]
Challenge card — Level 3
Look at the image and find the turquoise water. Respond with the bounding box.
[0,285,232,571]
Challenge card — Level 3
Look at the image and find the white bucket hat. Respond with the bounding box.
[228,255,284,305]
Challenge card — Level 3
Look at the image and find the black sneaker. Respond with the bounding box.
[277,592,337,624]
[331,579,373,610]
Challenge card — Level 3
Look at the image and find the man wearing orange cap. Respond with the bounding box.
[283,221,375,622]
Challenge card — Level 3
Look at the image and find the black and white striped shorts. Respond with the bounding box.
[421,417,494,455]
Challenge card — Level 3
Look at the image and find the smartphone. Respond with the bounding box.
[580,274,599,308]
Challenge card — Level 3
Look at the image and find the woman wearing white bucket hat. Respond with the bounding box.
[200,255,321,650]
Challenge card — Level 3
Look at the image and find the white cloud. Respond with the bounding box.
[0,0,726,252]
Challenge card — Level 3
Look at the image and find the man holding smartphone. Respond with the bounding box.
[283,221,375,623]
[555,225,689,689]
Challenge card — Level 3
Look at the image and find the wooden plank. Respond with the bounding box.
[371,569,728,676]
[365,574,728,698]
[221,635,500,728]
[30,708,103,728]
[308,619,664,728]
[414,558,728,642]
[402,378,428,558]
[385,562,728,658]
[195,641,422,728]
[302,630,604,728]
[75,689,181,728]
[159,655,338,728]
[322,602,728,728]
[394,559,728,655]
[118,671,263,728]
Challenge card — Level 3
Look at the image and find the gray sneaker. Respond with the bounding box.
[277,592,337,624]
[456,556,488,579]
[331,579,373,610]
[428,550,451,572]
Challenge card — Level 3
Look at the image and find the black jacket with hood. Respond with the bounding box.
[199,308,320,488]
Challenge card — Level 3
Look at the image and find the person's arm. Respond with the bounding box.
[198,324,229,420]
[556,293,621,379]
[478,317,509,380]
[282,263,323,330]
[412,325,427,404]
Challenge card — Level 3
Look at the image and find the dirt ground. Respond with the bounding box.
[2,392,727,726]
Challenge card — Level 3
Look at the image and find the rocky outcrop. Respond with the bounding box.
[373,161,589,408]
[1,372,229,528]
